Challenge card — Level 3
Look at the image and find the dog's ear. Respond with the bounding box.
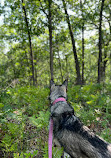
[62,79,68,87]
[50,79,55,86]
[50,79,56,91]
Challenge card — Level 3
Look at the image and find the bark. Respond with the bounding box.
[62,0,82,85]
[110,53,111,81]
[65,55,69,80]
[109,9,111,80]
[57,51,63,83]
[48,0,53,81]
[35,68,37,86]
[103,51,107,80]
[80,0,85,85]
[81,28,85,84]
[97,0,105,83]
[103,9,111,80]
[34,53,38,86]
[21,0,35,86]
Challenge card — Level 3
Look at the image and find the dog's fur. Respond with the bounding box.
[49,80,111,158]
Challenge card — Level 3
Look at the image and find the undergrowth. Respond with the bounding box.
[0,84,111,157]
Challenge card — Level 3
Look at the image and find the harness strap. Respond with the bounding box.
[53,97,66,105]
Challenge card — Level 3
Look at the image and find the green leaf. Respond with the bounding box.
[15,62,20,66]
[0,103,4,108]
[22,3,25,6]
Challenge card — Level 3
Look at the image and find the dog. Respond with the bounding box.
[49,80,111,158]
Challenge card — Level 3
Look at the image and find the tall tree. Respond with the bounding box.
[80,0,85,85]
[39,0,53,81]
[57,51,63,83]
[48,0,53,80]
[97,0,105,83]
[102,2,111,80]
[62,0,82,85]
[21,0,35,86]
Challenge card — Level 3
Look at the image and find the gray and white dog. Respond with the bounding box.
[49,80,111,158]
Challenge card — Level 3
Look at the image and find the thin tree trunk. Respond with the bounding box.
[82,24,85,85]
[21,0,35,86]
[48,0,53,81]
[24,49,30,82]
[103,51,107,80]
[65,55,68,80]
[103,9,111,80]
[34,53,38,86]
[97,0,105,83]
[35,68,37,86]
[57,50,63,83]
[109,9,111,81]
[62,0,82,85]
[80,0,85,85]
[110,53,111,81]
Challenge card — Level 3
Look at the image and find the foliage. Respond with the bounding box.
[29,111,50,130]
[0,86,49,157]
[0,0,111,86]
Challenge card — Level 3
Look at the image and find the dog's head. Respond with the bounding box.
[49,79,68,104]
[49,79,74,130]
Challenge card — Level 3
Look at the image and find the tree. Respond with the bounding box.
[39,0,54,81]
[102,0,111,80]
[62,0,82,85]
[48,0,53,80]
[97,0,105,83]
[21,0,35,86]
[80,0,85,85]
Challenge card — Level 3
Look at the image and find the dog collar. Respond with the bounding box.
[53,97,66,105]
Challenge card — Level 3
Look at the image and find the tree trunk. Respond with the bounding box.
[48,0,53,81]
[103,8,111,80]
[97,0,105,83]
[21,0,35,86]
[103,51,107,80]
[81,24,85,85]
[65,55,69,80]
[34,53,38,86]
[57,50,63,83]
[109,10,111,81]
[80,0,85,85]
[62,0,82,85]
[110,53,111,81]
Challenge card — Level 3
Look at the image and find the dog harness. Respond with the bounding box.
[48,97,66,158]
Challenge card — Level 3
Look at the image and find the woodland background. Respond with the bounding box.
[0,0,111,157]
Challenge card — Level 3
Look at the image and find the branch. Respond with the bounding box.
[39,0,48,18]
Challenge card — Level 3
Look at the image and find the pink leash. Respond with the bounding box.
[48,98,66,158]
[48,118,53,158]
